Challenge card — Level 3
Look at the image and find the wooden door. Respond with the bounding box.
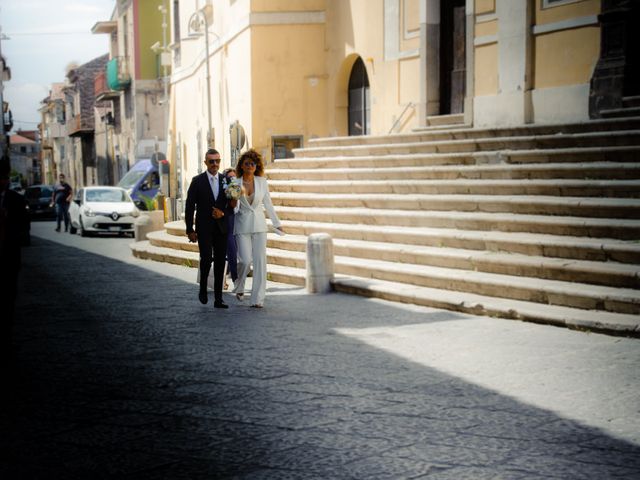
[440,0,466,114]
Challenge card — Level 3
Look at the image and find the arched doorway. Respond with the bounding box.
[348,57,370,136]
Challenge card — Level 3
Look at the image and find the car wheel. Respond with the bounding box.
[69,225,77,234]
[80,217,89,237]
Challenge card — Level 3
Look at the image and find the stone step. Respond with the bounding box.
[261,263,639,336]
[266,248,640,314]
[268,179,640,197]
[274,206,640,239]
[332,275,640,337]
[127,239,640,335]
[623,97,640,108]
[270,193,640,219]
[296,131,640,158]
[266,162,640,181]
[601,107,640,119]
[131,239,199,267]
[425,113,466,126]
[267,233,640,288]
[273,146,640,169]
[310,116,640,147]
[163,220,640,264]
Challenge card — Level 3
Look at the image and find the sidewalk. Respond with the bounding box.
[1,224,639,479]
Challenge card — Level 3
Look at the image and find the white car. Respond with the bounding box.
[69,186,140,237]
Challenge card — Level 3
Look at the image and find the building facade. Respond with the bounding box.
[166,0,640,206]
[39,83,68,185]
[92,0,169,185]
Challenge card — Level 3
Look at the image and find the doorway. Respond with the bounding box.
[439,0,466,114]
[348,57,370,136]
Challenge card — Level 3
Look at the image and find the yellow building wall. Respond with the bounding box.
[535,0,599,24]
[475,43,498,96]
[324,0,419,137]
[475,19,497,37]
[532,0,600,89]
[135,0,164,80]
[251,0,326,12]
[476,0,496,15]
[251,24,327,159]
[534,27,600,89]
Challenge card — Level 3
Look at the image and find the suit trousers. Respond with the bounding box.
[234,232,267,305]
[198,227,227,302]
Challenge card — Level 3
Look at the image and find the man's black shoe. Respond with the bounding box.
[199,291,208,304]
[214,301,229,309]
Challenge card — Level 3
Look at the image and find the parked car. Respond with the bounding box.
[25,184,56,218]
[69,186,140,237]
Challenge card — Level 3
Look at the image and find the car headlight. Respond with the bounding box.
[131,208,140,218]
[84,207,96,217]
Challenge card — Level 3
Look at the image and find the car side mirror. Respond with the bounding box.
[74,199,81,206]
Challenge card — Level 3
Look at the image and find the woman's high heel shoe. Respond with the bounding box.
[250,304,263,309]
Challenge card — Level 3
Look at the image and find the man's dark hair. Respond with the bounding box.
[205,148,220,158]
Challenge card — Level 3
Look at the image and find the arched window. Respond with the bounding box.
[348,57,370,136]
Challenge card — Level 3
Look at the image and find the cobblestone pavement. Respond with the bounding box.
[1,222,639,479]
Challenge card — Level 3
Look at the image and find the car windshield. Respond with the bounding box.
[86,189,128,203]
[117,169,147,189]
[26,186,53,199]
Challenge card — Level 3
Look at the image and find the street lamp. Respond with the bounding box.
[186,8,213,149]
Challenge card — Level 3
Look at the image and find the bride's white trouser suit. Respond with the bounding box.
[232,176,281,306]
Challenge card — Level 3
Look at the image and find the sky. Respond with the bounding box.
[1,0,115,133]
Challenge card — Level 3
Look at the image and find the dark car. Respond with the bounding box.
[25,184,56,218]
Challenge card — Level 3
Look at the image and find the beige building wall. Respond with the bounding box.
[473,0,601,127]
[168,0,606,202]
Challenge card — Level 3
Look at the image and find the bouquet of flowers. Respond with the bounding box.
[223,177,242,200]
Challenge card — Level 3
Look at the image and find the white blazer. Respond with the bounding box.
[233,176,281,235]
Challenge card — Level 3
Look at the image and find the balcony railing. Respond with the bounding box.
[95,71,120,101]
[67,114,93,137]
[106,57,131,91]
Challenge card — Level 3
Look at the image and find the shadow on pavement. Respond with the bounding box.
[1,236,639,479]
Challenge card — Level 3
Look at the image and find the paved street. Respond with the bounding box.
[1,220,639,479]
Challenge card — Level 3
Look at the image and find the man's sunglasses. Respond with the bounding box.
[207,158,221,164]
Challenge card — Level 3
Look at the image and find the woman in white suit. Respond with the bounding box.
[233,149,284,308]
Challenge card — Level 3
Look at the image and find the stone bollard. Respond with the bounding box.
[134,210,166,241]
[306,233,334,293]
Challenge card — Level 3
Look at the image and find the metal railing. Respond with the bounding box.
[388,102,415,134]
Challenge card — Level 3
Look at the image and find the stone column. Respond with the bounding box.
[306,233,334,294]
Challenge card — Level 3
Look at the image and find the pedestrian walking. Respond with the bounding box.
[233,149,284,308]
[185,149,237,309]
[51,173,72,232]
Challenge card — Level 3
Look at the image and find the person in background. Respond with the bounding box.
[0,157,28,365]
[232,149,284,308]
[222,167,238,291]
[51,173,72,233]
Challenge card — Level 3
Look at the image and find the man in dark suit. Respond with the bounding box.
[185,148,236,309]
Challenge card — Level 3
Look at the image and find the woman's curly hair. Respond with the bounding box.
[236,149,264,177]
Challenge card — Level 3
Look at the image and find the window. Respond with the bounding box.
[272,135,302,160]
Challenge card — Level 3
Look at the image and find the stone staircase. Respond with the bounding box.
[131,117,640,336]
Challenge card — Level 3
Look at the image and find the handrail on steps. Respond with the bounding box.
[388,102,416,134]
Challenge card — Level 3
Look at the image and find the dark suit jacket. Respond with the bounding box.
[0,188,28,271]
[184,172,229,239]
